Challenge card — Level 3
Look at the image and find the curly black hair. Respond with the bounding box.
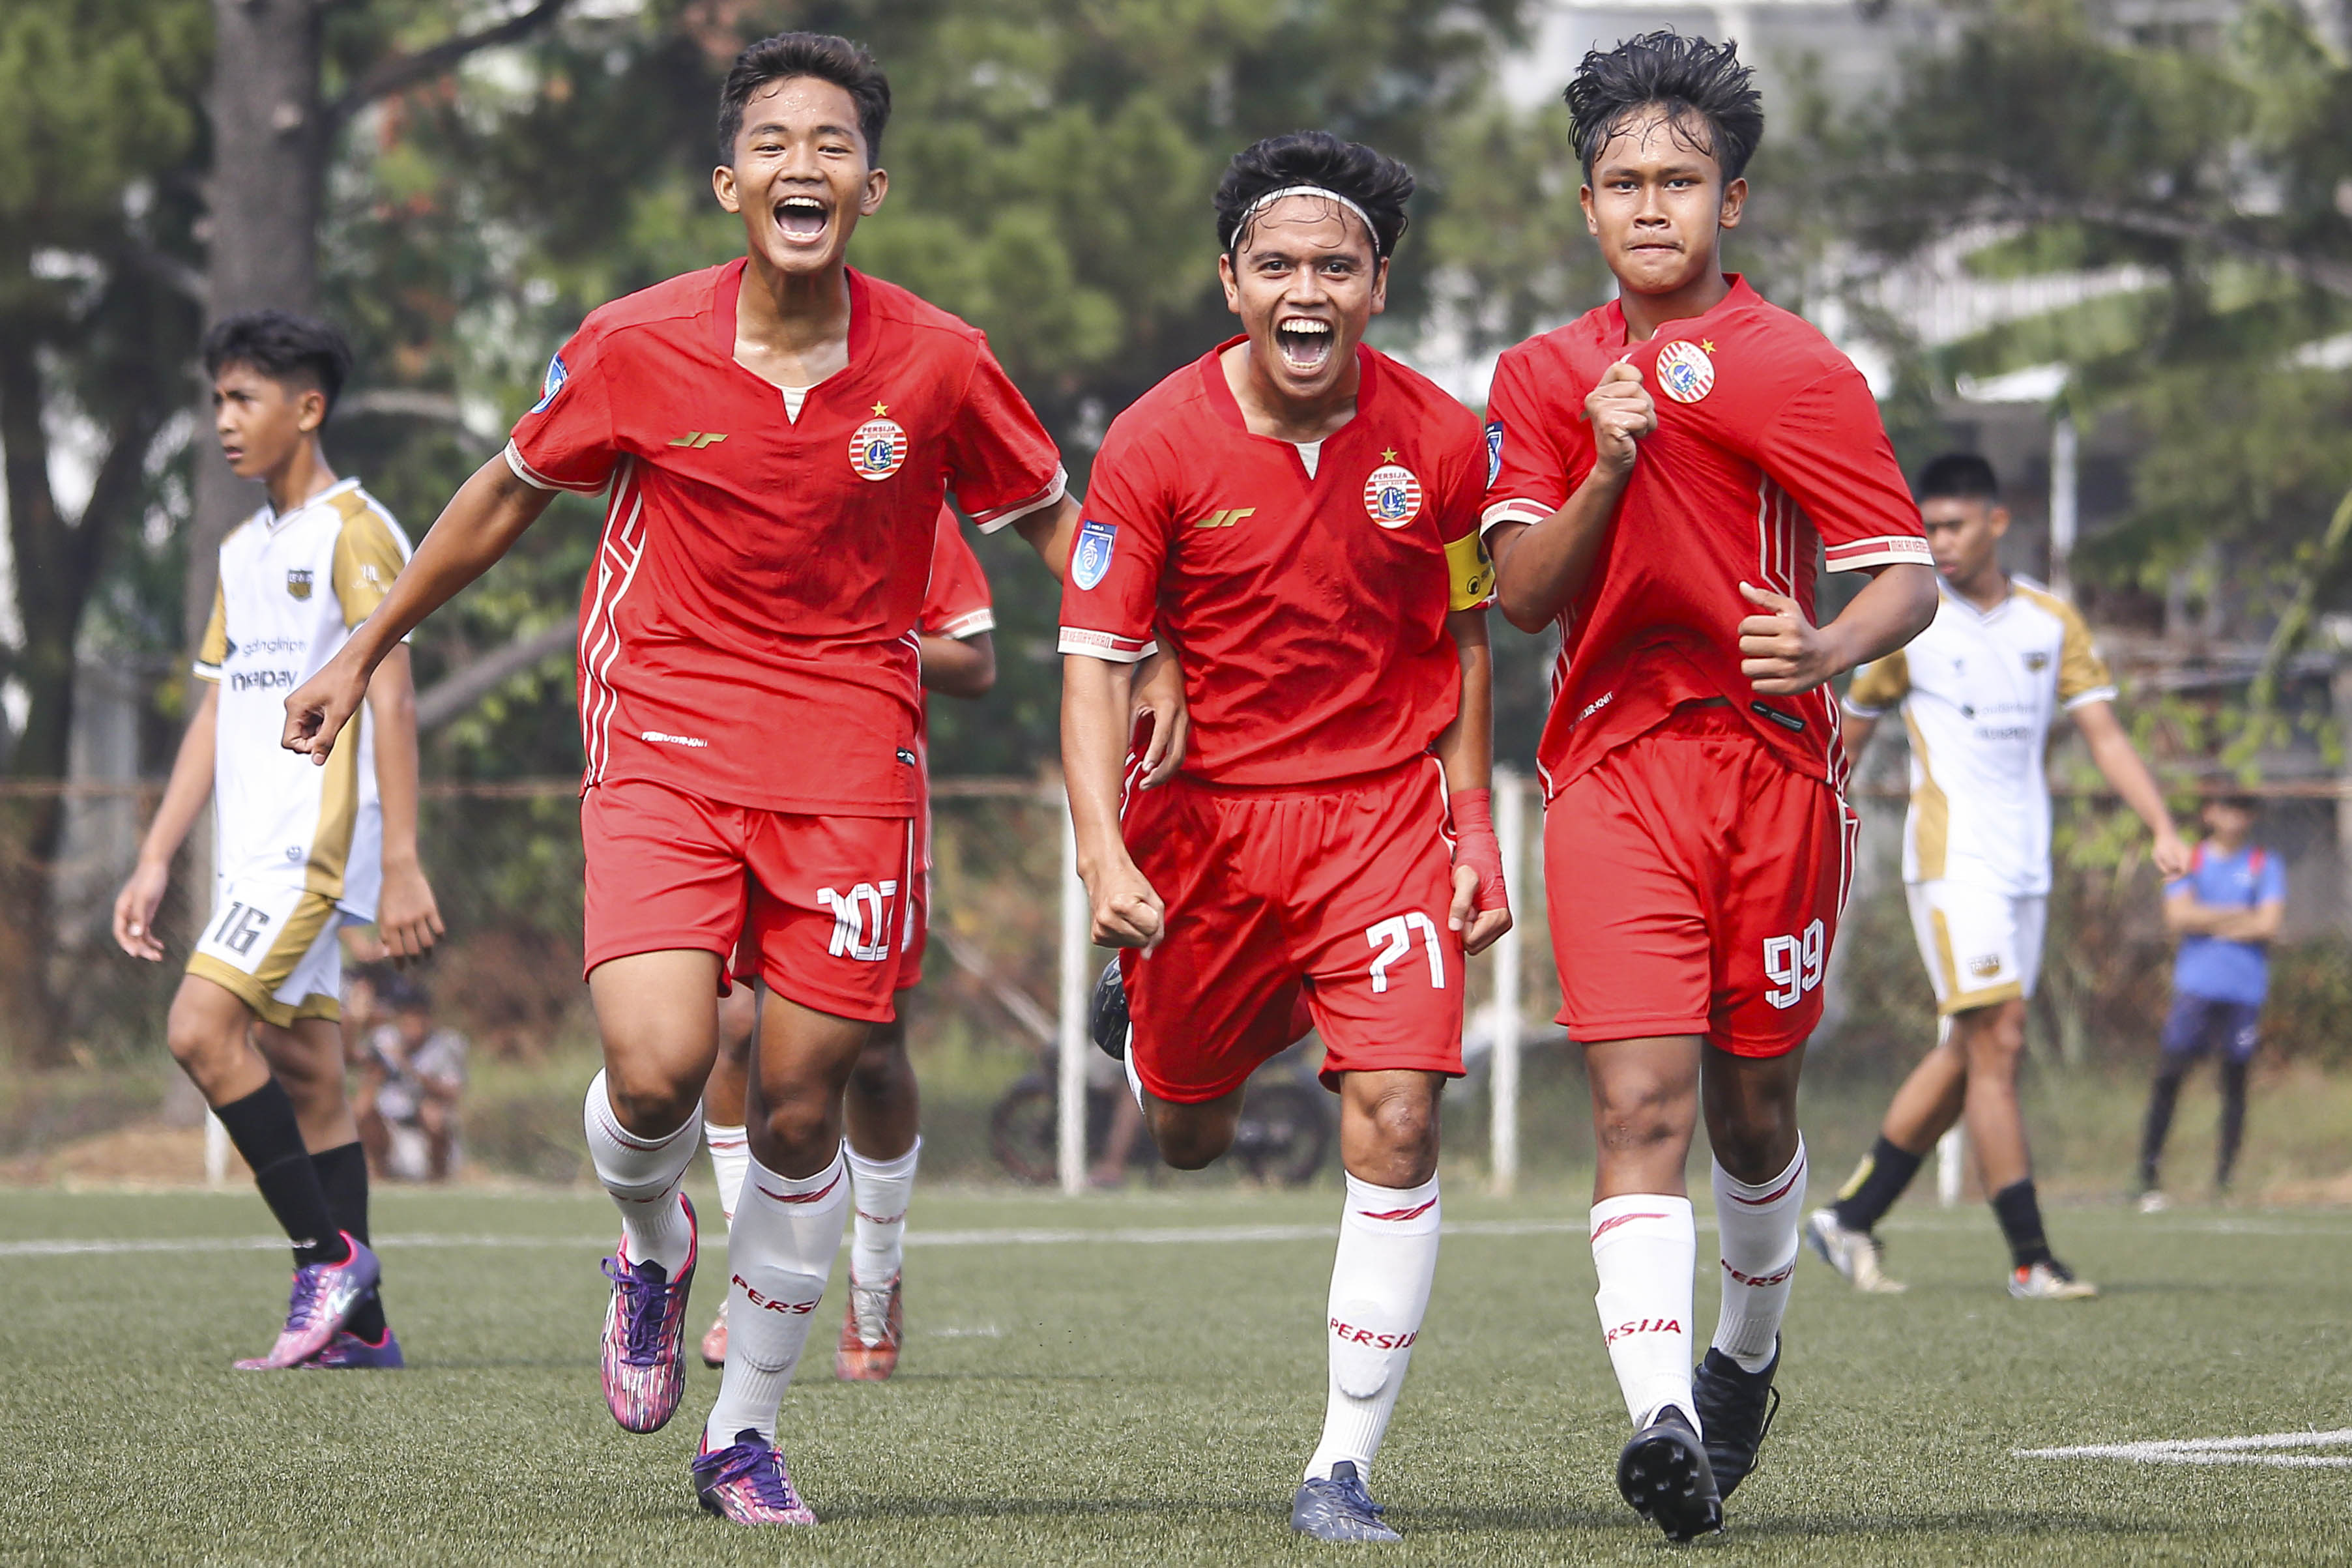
[1565,30,1764,183]
[201,311,354,418]
[1214,131,1414,261]
[718,32,891,164]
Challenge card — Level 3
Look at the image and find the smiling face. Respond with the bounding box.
[1579,108,1745,300]
[1217,196,1387,409]
[211,362,322,480]
[712,76,887,278]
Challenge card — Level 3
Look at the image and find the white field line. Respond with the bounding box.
[0,1216,1595,1260]
[2018,1429,2352,1468]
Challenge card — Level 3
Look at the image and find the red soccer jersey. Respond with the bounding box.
[1059,340,1496,787]
[1481,274,1930,796]
[505,260,1063,817]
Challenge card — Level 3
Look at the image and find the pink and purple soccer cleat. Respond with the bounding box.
[303,1326,405,1369]
[692,1427,818,1526]
[599,1197,697,1433]
[234,1233,380,1370]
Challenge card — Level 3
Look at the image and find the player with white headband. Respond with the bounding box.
[1060,130,1510,1543]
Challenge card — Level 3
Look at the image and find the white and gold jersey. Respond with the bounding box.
[1844,576,2115,896]
[193,478,411,921]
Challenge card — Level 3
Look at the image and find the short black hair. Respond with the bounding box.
[201,310,353,418]
[718,32,890,165]
[1215,131,1414,261]
[1565,30,1764,184]
[381,974,431,1013]
[1917,452,2001,502]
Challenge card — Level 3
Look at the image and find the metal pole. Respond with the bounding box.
[1937,1125,1965,1209]
[1056,794,1089,1195]
[2049,412,2078,601]
[204,1112,230,1188]
[1489,768,1526,1195]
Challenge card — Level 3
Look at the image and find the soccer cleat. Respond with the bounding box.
[1290,1460,1401,1543]
[2135,1189,2169,1215]
[1089,957,1129,1062]
[693,1427,818,1526]
[1690,1344,1780,1499]
[599,1197,697,1434]
[834,1271,904,1382]
[701,1299,729,1369]
[2010,1258,2098,1300]
[233,1233,381,1370]
[303,1326,405,1369]
[1616,1406,1722,1542]
[1805,1208,1907,1294]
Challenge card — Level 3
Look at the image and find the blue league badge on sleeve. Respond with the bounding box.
[529,352,568,414]
[1485,420,1504,487]
[1071,519,1117,591]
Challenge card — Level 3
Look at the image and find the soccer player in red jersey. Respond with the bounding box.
[282,33,1081,1526]
[1060,133,1511,1544]
[1481,32,1937,1539]
[697,504,998,1380]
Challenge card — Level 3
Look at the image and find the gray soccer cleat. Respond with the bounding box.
[2009,1258,2098,1300]
[1290,1461,1402,1543]
[1805,1208,1907,1294]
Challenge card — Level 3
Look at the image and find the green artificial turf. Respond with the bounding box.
[1,1182,2345,1565]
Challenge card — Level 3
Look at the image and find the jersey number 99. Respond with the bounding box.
[1762,919,1827,1011]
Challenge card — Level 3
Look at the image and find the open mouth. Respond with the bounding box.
[774,194,829,244]
[1274,317,1334,375]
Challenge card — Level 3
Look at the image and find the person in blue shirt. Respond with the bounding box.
[2137,794,2285,1207]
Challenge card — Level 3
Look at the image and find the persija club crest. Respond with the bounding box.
[1654,339,1716,404]
[1363,452,1423,529]
[850,403,908,481]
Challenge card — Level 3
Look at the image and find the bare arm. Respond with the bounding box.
[1489,362,1653,632]
[1841,711,1881,760]
[2070,699,2190,877]
[1432,610,1511,954]
[284,456,557,761]
[1737,564,1938,697]
[364,644,445,963]
[921,630,996,700]
[1061,654,1164,947]
[1010,493,1082,581]
[113,682,220,960]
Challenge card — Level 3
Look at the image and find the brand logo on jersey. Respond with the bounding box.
[667,431,727,449]
[1363,452,1422,529]
[230,669,297,693]
[1485,420,1504,486]
[529,353,568,414]
[1655,338,1716,404]
[1968,953,2003,980]
[850,402,908,480]
[285,569,313,602]
[1193,508,1255,529]
[1071,519,1117,590]
[2024,650,2050,672]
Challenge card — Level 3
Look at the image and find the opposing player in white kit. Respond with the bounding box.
[1808,453,2187,1298]
[114,312,442,1367]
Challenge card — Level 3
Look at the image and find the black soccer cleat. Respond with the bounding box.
[1690,1343,1780,1499]
[1088,957,1129,1062]
[1616,1405,1722,1542]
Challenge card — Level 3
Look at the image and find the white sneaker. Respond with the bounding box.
[1805,1208,1907,1294]
[2135,1189,2168,1215]
[2009,1258,2099,1300]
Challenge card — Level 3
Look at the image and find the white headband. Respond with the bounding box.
[1235,185,1380,252]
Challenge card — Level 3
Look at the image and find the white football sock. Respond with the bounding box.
[846,1137,919,1286]
[704,1120,750,1230]
[1305,1172,1442,1482]
[583,1071,698,1275]
[1591,1193,1698,1432]
[704,1145,850,1447]
[1711,1139,1806,1374]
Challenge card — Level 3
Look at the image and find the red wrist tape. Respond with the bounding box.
[1447,787,1509,914]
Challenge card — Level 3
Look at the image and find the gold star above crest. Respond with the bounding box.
[1700,340,1715,353]
[872,402,890,416]
[1382,448,1399,463]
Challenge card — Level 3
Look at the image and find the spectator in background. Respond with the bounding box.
[356,976,467,1182]
[2137,794,2285,1210]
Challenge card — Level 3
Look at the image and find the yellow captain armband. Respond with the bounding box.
[1445,530,1496,610]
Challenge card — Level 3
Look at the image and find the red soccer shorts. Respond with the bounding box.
[1545,704,1857,1056]
[582,777,916,1023]
[1120,757,1466,1103]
